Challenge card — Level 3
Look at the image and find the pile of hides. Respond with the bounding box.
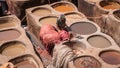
[39,24,70,54]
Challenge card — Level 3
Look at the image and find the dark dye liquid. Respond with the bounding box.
[70,22,97,35]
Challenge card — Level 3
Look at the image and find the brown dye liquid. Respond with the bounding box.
[103,2,120,10]
[100,51,120,65]
[53,4,75,12]
[32,9,51,16]
[39,17,57,27]
[65,14,83,19]
[0,30,20,42]
[15,60,36,68]
[70,22,97,35]
[0,20,16,29]
[2,42,26,56]
[65,14,84,25]
[74,56,101,68]
[88,35,111,48]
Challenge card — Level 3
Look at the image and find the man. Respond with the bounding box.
[56,14,71,32]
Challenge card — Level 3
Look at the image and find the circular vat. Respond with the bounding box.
[0,41,26,57]
[100,50,120,65]
[70,22,97,35]
[32,7,52,16]
[113,9,120,21]
[0,18,18,29]
[99,0,120,10]
[63,40,86,50]
[51,2,76,12]
[73,56,101,68]
[9,55,39,68]
[39,16,58,27]
[0,29,21,42]
[65,12,84,19]
[87,35,111,48]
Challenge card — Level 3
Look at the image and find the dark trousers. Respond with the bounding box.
[0,1,8,16]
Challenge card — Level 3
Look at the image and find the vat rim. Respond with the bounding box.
[96,0,120,11]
